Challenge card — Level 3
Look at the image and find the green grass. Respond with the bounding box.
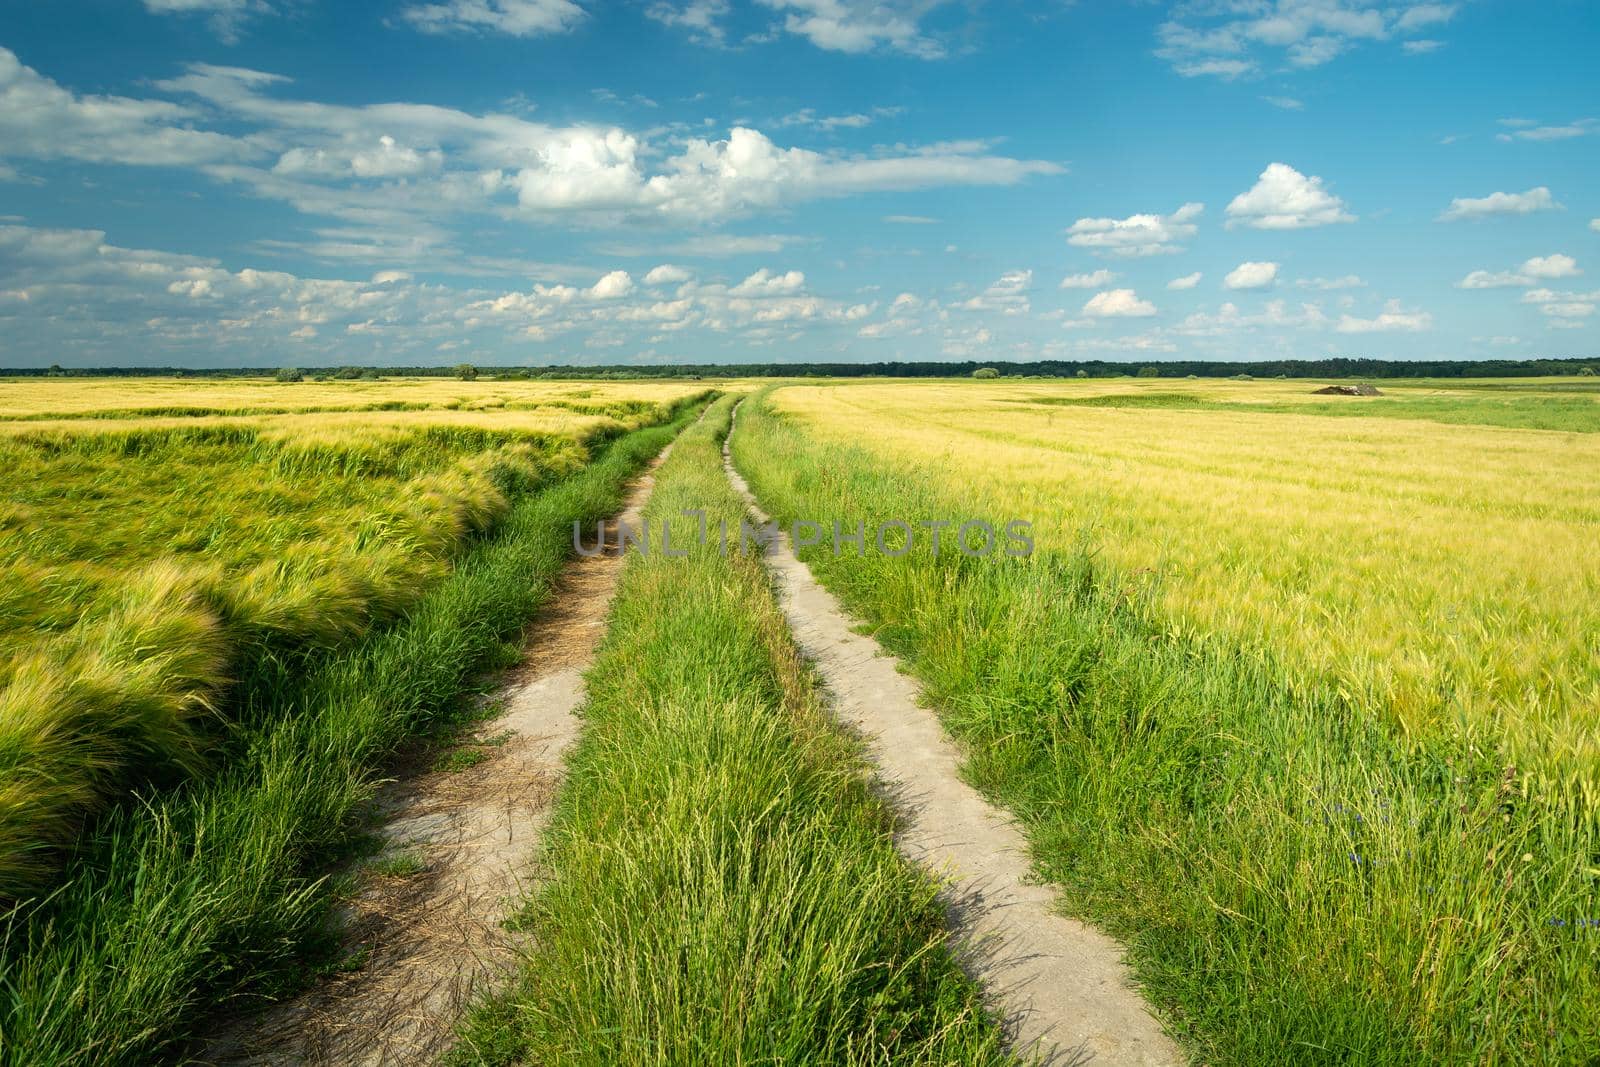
[1018,389,1600,432]
[449,395,1012,1066]
[368,851,429,878]
[731,392,1600,1065]
[0,394,712,900]
[0,403,704,1064]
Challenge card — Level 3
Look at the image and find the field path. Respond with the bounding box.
[200,447,671,1066]
[724,403,1182,1067]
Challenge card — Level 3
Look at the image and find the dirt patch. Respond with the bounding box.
[723,401,1181,1067]
[198,454,667,1066]
[1313,383,1384,396]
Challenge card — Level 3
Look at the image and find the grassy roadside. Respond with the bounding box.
[730,391,1600,1065]
[0,401,705,1065]
[449,395,1012,1065]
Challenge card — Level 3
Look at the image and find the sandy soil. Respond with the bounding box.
[723,401,1182,1067]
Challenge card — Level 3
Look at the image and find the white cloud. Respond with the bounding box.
[645,0,731,45]
[1156,2,1458,78]
[1336,299,1432,333]
[777,106,902,131]
[1496,119,1597,143]
[1438,186,1561,221]
[1520,287,1599,325]
[587,269,634,299]
[0,48,252,167]
[401,0,586,37]
[1457,254,1581,288]
[644,264,692,285]
[1263,95,1304,110]
[756,0,956,58]
[1226,163,1353,229]
[1066,202,1203,257]
[1296,274,1365,289]
[1173,299,1328,336]
[1224,261,1279,290]
[960,269,1032,314]
[1525,254,1582,279]
[1167,272,1202,290]
[883,214,939,224]
[42,59,1054,239]
[1402,39,1443,54]
[142,0,270,42]
[1083,288,1157,318]
[1592,219,1600,233]
[1059,269,1118,289]
[731,267,806,296]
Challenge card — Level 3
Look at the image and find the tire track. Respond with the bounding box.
[723,400,1182,1067]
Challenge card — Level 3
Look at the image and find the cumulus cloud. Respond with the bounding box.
[644,263,692,285]
[1336,299,1432,333]
[1066,202,1203,257]
[1,57,1056,240]
[1226,163,1353,229]
[0,48,252,167]
[587,269,634,299]
[401,0,587,37]
[756,0,956,58]
[1224,261,1279,290]
[1172,299,1327,336]
[960,270,1032,314]
[1157,1,1459,78]
[0,222,881,363]
[645,0,731,45]
[1059,269,1118,289]
[1521,287,1597,322]
[1167,272,1203,290]
[1439,186,1561,221]
[730,267,806,296]
[1457,254,1581,288]
[1083,288,1157,317]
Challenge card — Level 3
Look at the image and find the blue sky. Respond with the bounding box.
[1,0,1596,367]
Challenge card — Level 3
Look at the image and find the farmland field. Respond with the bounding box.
[2,371,1598,1065]
[0,376,708,1062]
[0,376,707,898]
[732,376,1600,1064]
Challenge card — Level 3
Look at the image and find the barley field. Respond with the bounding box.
[767,377,1600,788]
[0,377,706,899]
[733,378,1600,1063]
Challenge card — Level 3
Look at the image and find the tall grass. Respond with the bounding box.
[732,393,1600,1065]
[450,396,1011,1066]
[0,404,702,1064]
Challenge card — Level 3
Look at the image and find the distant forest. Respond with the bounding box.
[8,356,1598,380]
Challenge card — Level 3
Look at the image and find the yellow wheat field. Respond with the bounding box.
[771,378,1600,779]
[0,375,713,420]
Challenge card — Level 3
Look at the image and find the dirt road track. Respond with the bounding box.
[200,450,668,1066]
[724,400,1182,1067]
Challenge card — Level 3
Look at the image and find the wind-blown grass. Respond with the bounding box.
[732,391,1600,1065]
[0,402,704,1065]
[763,380,1600,788]
[0,391,707,899]
[449,395,1011,1066]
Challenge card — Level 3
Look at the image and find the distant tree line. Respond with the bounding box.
[11,356,1599,380]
